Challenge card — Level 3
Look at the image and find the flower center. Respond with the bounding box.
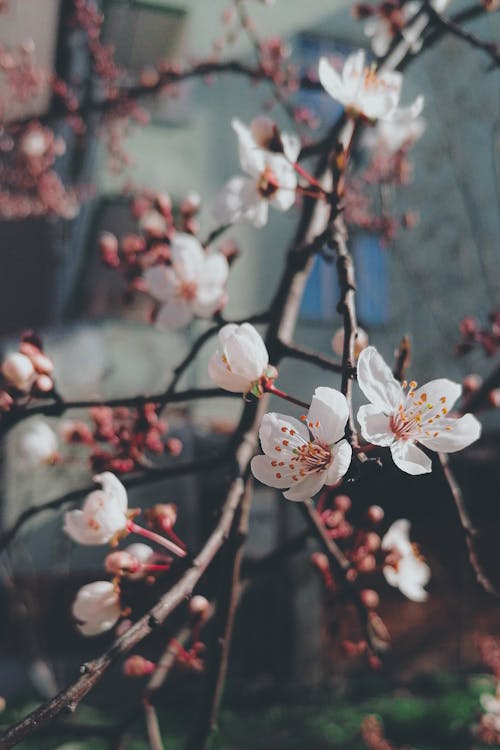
[258,165,280,198]
[179,280,198,301]
[390,380,453,441]
[294,441,332,473]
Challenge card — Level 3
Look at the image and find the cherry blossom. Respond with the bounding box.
[123,542,155,579]
[64,472,129,545]
[364,2,422,57]
[356,346,482,475]
[363,114,426,155]
[251,387,352,500]
[208,322,273,394]
[144,234,229,329]
[318,50,423,122]
[214,118,298,228]
[72,581,121,636]
[381,519,430,601]
[16,421,58,470]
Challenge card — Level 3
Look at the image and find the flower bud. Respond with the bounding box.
[123,654,156,677]
[367,505,384,524]
[189,595,211,620]
[33,374,54,393]
[332,327,368,358]
[180,190,201,216]
[166,437,183,456]
[357,554,376,573]
[333,494,351,512]
[462,373,482,394]
[310,552,330,573]
[364,532,381,552]
[2,352,35,390]
[360,588,380,609]
[105,551,139,577]
[139,210,167,237]
[489,389,500,409]
[250,115,277,149]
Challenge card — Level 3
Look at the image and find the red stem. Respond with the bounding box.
[263,382,310,410]
[126,521,187,558]
[293,161,330,195]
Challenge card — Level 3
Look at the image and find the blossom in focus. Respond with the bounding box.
[214,118,298,228]
[208,322,272,394]
[144,234,229,329]
[64,472,129,545]
[16,421,58,470]
[332,326,369,359]
[356,346,481,475]
[72,581,121,636]
[318,50,423,122]
[251,387,352,500]
[381,519,430,601]
[2,352,35,391]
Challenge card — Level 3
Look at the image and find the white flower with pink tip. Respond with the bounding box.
[356,346,481,475]
[208,322,272,394]
[214,118,298,228]
[72,581,121,636]
[144,234,228,330]
[382,519,430,602]
[251,387,352,501]
[64,472,129,545]
[318,50,423,122]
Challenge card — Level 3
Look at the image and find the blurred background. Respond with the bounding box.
[0,1,499,748]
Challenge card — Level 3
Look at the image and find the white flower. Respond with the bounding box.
[363,114,426,154]
[2,352,35,391]
[318,50,423,122]
[214,118,298,228]
[64,472,129,545]
[21,128,49,158]
[72,581,121,636]
[17,421,58,470]
[249,115,301,162]
[364,1,451,57]
[208,323,270,394]
[356,346,481,475]
[251,387,352,500]
[144,234,229,329]
[382,519,430,602]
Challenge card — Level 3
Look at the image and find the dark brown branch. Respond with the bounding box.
[438,452,500,599]
[279,341,343,374]
[393,335,412,381]
[460,357,500,414]
[423,1,500,67]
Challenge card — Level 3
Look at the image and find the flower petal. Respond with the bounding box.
[356,346,403,412]
[214,175,251,225]
[143,265,177,303]
[390,440,432,475]
[281,132,301,162]
[381,518,412,555]
[224,324,268,380]
[232,118,265,177]
[156,298,193,330]
[318,56,346,105]
[357,404,393,446]
[251,455,294,489]
[94,472,128,513]
[283,470,327,501]
[307,387,349,444]
[418,413,481,453]
[412,378,462,411]
[325,439,352,485]
[258,412,309,456]
[208,353,251,393]
[171,234,204,283]
[397,555,430,602]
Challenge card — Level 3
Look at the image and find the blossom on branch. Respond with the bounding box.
[381,519,430,601]
[64,472,129,545]
[214,118,298,228]
[208,322,274,395]
[72,581,121,636]
[363,113,426,155]
[318,50,423,122]
[144,234,229,329]
[356,346,481,475]
[251,387,352,500]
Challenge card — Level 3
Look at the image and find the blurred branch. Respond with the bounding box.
[461,357,500,413]
[278,341,343,374]
[423,1,500,67]
[393,335,412,381]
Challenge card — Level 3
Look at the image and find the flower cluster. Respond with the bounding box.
[62,403,180,474]
[0,332,56,412]
[65,473,187,636]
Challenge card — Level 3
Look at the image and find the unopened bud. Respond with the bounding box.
[360,588,380,609]
[2,352,35,390]
[364,532,381,553]
[250,115,277,149]
[367,505,384,525]
[331,327,368,359]
[31,352,54,375]
[0,390,14,411]
[311,552,329,573]
[166,437,183,456]
[189,595,211,620]
[357,554,376,573]
[489,389,500,408]
[180,190,201,216]
[123,654,156,677]
[462,373,482,394]
[105,551,140,577]
[333,494,351,512]
[33,374,53,393]
[139,210,167,237]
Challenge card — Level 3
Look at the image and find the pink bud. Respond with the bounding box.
[367,505,384,524]
[166,437,183,456]
[357,554,376,573]
[123,655,156,677]
[333,495,351,512]
[156,192,172,217]
[250,115,276,148]
[364,532,381,553]
[489,389,500,408]
[180,191,201,216]
[31,352,54,375]
[105,551,140,577]
[33,374,54,393]
[462,373,482,394]
[310,552,329,573]
[189,595,211,620]
[2,352,34,390]
[360,589,380,609]
[0,391,14,411]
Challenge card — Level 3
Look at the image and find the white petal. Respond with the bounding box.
[94,472,128,513]
[193,285,226,319]
[397,556,430,602]
[356,346,403,412]
[318,56,346,105]
[143,265,177,303]
[307,387,349,444]
[283,470,327,501]
[390,441,432,474]
[156,298,193,330]
[381,518,412,555]
[411,378,462,411]
[214,175,251,225]
[418,413,481,453]
[251,455,294,489]
[258,412,309,456]
[386,95,424,122]
[232,118,265,177]
[64,510,99,545]
[223,325,268,381]
[281,132,301,162]
[357,404,393,446]
[171,234,204,283]
[325,439,352,485]
[201,253,229,288]
[208,353,252,393]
